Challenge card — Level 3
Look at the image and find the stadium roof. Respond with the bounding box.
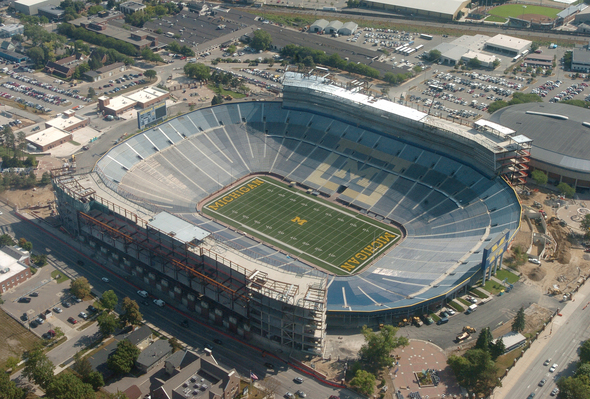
[363,0,466,15]
[149,212,210,242]
[490,102,590,173]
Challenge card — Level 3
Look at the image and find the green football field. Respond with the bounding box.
[203,177,401,275]
[488,4,560,19]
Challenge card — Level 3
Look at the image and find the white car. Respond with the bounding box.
[529,258,541,265]
[137,290,148,298]
[79,312,88,320]
[549,363,558,372]
[101,277,109,283]
[446,308,456,316]
[153,299,165,307]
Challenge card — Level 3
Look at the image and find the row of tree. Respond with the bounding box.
[556,339,590,398]
[167,41,195,57]
[448,307,526,396]
[530,170,576,198]
[57,24,138,57]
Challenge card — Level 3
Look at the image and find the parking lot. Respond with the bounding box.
[2,265,97,339]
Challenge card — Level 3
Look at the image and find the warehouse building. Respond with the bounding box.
[45,110,90,132]
[38,5,65,20]
[26,127,72,151]
[359,0,469,21]
[0,49,27,63]
[431,34,490,66]
[484,34,532,57]
[572,48,590,72]
[98,87,169,116]
[325,20,343,34]
[13,0,60,15]
[310,19,329,33]
[522,54,553,68]
[339,21,358,35]
[461,51,497,68]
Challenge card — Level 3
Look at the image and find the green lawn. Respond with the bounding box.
[448,300,464,312]
[470,288,489,299]
[483,280,505,295]
[202,177,401,275]
[51,270,70,284]
[457,297,471,306]
[485,15,508,23]
[489,4,560,18]
[496,268,520,284]
[208,84,246,99]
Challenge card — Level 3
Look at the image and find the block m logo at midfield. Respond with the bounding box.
[291,216,308,226]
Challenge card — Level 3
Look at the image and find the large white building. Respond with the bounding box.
[13,0,60,15]
[484,34,532,57]
[360,0,469,21]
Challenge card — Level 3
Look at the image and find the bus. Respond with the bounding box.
[521,49,529,57]
[395,45,404,52]
[407,48,416,55]
[420,34,433,40]
[398,46,408,54]
[415,44,424,51]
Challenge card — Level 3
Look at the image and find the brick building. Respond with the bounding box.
[0,246,32,293]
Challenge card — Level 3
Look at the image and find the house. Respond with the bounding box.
[136,339,172,373]
[44,54,81,78]
[151,351,240,399]
[126,325,153,348]
[83,62,126,82]
[0,246,32,294]
[1,41,15,52]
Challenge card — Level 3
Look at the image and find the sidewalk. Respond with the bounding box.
[494,278,590,398]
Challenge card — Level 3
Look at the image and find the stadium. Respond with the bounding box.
[53,72,526,354]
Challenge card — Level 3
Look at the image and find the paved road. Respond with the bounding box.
[496,279,590,399]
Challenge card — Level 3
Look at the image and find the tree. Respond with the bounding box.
[448,349,500,395]
[211,94,224,106]
[184,63,210,81]
[575,363,590,380]
[169,337,183,353]
[23,342,55,390]
[557,182,576,198]
[0,234,15,246]
[347,0,360,7]
[475,327,493,351]
[107,340,140,375]
[358,325,409,372]
[6,355,19,370]
[582,215,590,240]
[428,49,442,62]
[580,339,590,364]
[468,57,482,69]
[492,59,501,69]
[531,170,548,186]
[70,277,91,299]
[100,290,118,312]
[144,69,156,80]
[73,352,93,379]
[87,87,96,98]
[350,369,376,396]
[97,312,119,337]
[41,172,52,185]
[512,306,526,333]
[250,30,272,51]
[0,367,24,399]
[27,46,45,67]
[120,297,142,326]
[46,372,95,399]
[85,371,104,390]
[489,337,505,360]
[557,375,590,399]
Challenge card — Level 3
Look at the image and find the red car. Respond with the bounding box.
[67,317,77,324]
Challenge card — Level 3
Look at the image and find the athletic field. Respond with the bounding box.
[489,4,560,19]
[203,177,401,275]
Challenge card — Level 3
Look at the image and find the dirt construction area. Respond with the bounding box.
[507,187,590,296]
[0,309,39,369]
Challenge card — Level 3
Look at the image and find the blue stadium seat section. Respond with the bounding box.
[94,101,521,313]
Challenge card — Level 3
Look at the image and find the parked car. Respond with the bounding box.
[79,312,88,320]
[293,377,303,384]
[29,292,38,297]
[18,297,31,303]
[67,317,77,324]
[53,307,62,313]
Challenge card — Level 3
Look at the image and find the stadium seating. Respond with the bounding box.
[95,101,521,314]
